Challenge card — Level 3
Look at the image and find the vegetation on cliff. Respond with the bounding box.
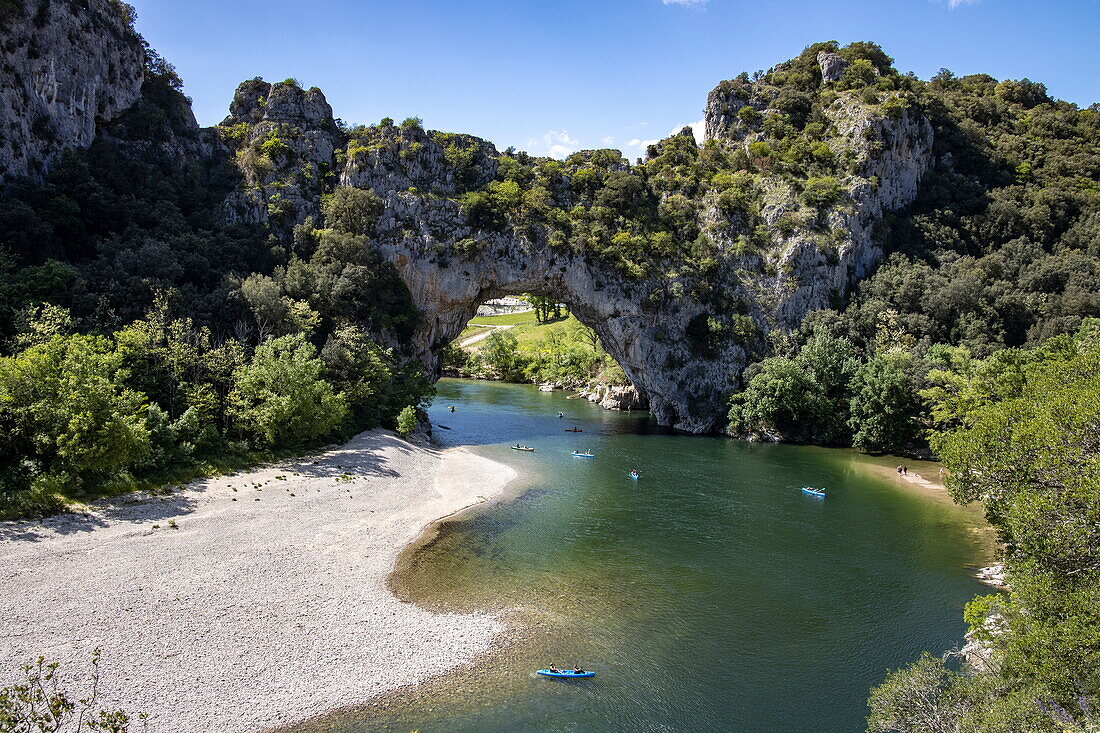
[728,46,1099,453]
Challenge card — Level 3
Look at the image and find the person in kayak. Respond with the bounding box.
[548,665,560,673]
[557,412,564,418]
[573,665,585,674]
[449,405,456,412]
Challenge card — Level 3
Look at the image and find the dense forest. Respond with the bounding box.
[868,322,1099,731]
[0,56,431,518]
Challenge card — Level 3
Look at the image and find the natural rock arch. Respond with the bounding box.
[210,76,933,434]
[376,229,750,434]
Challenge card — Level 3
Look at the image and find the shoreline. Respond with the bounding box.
[852,453,1001,567]
[0,429,516,732]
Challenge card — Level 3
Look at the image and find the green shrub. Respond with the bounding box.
[802,176,843,208]
[321,186,384,234]
[395,405,418,436]
[0,334,151,493]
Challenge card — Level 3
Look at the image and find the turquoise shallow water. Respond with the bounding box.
[308,379,991,733]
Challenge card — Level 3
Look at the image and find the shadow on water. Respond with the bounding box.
[288,379,993,733]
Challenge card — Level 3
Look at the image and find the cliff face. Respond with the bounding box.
[0,0,146,181]
[702,54,933,333]
[218,79,341,231]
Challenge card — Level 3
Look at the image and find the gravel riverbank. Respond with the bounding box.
[0,430,516,732]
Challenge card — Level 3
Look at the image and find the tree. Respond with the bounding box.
[848,351,923,453]
[321,186,384,234]
[526,295,561,323]
[867,653,967,733]
[229,334,347,446]
[479,330,526,381]
[0,334,150,492]
[320,325,394,430]
[728,332,857,443]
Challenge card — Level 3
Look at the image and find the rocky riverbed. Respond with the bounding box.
[0,430,516,732]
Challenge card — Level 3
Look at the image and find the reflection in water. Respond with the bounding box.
[294,379,992,733]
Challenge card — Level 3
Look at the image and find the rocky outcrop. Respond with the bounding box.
[0,0,146,182]
[582,385,648,411]
[219,79,341,229]
[817,51,848,82]
[702,88,933,332]
[342,125,497,197]
[975,564,1007,588]
[704,79,752,141]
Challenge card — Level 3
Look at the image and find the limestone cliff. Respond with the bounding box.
[0,0,146,181]
[703,82,933,331]
[218,79,341,232]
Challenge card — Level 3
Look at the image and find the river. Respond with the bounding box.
[303,378,992,732]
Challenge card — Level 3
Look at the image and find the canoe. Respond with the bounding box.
[536,669,595,679]
[801,486,826,498]
[565,428,583,432]
[510,446,535,451]
[572,452,595,458]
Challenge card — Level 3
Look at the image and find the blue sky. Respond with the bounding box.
[130,0,1100,159]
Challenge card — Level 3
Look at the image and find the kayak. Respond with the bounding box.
[629,472,640,480]
[536,669,596,679]
[510,446,535,451]
[572,452,595,458]
[565,427,583,432]
[801,486,826,498]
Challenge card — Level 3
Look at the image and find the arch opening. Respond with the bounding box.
[439,294,648,412]
[379,239,744,433]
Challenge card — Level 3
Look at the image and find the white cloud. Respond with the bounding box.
[662,0,708,6]
[683,119,705,143]
[601,136,615,146]
[940,0,978,7]
[622,119,705,157]
[525,129,579,159]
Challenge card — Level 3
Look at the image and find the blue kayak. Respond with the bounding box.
[801,486,826,498]
[629,472,640,480]
[537,669,596,679]
[572,452,595,458]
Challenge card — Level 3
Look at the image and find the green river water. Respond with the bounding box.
[306,378,992,733]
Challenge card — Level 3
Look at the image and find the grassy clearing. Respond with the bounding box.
[466,309,539,326]
[457,324,493,341]
[508,314,580,346]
